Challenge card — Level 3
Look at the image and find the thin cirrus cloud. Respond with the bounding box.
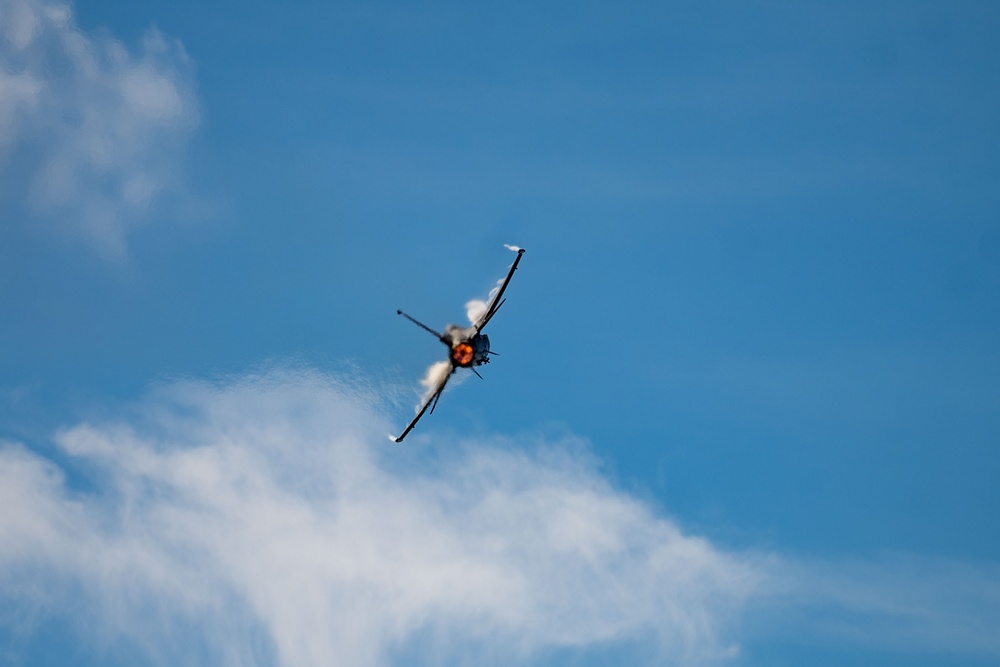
[1,368,998,666]
[0,0,199,257]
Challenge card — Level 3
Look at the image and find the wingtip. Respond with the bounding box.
[388,434,402,443]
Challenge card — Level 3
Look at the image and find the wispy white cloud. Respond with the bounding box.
[0,369,757,666]
[756,555,1000,657]
[0,368,998,666]
[0,0,199,257]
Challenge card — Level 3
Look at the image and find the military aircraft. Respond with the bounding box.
[391,245,526,442]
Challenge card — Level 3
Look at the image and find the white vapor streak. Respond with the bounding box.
[504,244,521,252]
[418,359,451,406]
[465,297,489,325]
[0,0,199,257]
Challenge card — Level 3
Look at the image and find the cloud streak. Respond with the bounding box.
[0,370,758,666]
[0,0,199,257]
[0,368,998,666]
[758,554,1000,657]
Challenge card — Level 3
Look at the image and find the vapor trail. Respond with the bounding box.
[419,360,451,406]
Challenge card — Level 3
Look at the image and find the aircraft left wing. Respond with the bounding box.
[391,366,456,443]
[474,246,525,334]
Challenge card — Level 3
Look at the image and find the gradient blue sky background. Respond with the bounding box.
[2,1,999,665]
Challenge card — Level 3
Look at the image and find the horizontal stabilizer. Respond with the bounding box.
[398,309,443,339]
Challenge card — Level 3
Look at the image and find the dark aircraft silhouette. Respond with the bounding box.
[391,246,525,442]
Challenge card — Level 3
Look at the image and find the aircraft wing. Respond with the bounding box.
[391,366,456,443]
[474,247,525,334]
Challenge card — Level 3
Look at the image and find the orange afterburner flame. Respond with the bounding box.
[451,342,474,366]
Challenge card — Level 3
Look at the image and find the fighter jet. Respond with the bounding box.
[391,245,526,442]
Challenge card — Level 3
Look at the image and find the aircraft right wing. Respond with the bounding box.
[474,246,525,334]
[391,366,456,443]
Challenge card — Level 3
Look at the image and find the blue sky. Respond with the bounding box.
[2,1,999,665]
